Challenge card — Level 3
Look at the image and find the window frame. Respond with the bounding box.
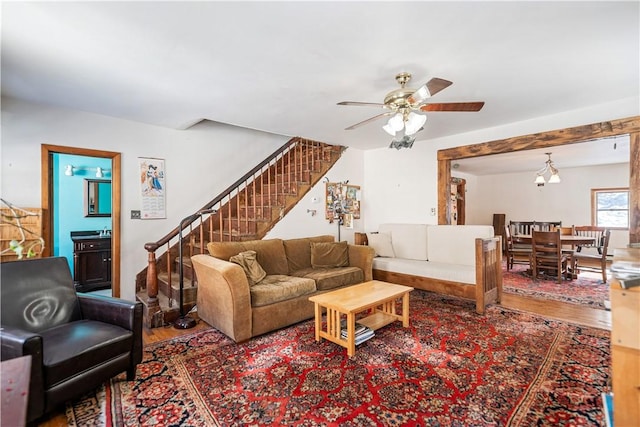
[591,187,630,230]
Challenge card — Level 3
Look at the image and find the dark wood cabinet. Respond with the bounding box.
[71,234,111,293]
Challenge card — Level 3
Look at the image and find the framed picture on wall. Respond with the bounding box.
[139,157,166,219]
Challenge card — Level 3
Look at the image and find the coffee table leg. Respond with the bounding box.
[314,302,321,341]
[402,292,410,327]
[347,312,356,357]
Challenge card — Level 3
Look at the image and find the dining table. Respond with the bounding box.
[513,234,596,246]
[514,234,596,280]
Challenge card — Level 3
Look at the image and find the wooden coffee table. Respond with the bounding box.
[309,280,413,357]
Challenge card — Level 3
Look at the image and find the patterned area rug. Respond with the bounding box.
[503,263,609,309]
[67,291,611,426]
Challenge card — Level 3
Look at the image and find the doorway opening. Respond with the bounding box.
[41,145,122,297]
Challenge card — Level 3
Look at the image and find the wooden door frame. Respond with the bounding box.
[41,145,122,297]
[437,116,640,244]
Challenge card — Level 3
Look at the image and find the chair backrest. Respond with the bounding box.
[510,221,535,236]
[552,225,575,236]
[531,230,562,258]
[1,257,81,333]
[600,229,611,257]
[535,221,562,231]
[504,224,513,245]
[574,226,609,252]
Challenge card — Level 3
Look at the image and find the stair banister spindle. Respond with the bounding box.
[207,211,214,249]
[166,241,172,291]
[198,217,205,255]
[292,142,296,187]
[246,177,251,237]
[269,160,273,206]
[260,169,264,217]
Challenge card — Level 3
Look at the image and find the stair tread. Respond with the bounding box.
[158,271,197,290]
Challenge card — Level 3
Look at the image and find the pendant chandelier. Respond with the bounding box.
[534,152,561,184]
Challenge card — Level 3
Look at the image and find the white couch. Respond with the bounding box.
[361,224,502,314]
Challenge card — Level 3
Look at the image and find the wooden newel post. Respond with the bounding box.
[145,246,158,302]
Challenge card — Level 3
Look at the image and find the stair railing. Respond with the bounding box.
[141,137,333,307]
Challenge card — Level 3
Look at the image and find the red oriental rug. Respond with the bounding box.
[503,263,609,310]
[66,291,611,426]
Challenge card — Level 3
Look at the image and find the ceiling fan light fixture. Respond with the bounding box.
[405,112,427,136]
[382,123,396,136]
[339,72,483,142]
[388,113,404,132]
[389,135,416,150]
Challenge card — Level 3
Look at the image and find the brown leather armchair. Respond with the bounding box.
[0,257,142,424]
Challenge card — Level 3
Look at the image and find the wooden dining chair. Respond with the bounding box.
[574,226,608,254]
[504,225,531,271]
[531,230,570,284]
[552,225,576,253]
[571,228,611,283]
[509,221,535,237]
[535,221,563,231]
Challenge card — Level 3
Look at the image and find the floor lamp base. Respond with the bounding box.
[174,315,197,329]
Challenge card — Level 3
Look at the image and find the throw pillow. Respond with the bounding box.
[310,241,349,268]
[366,232,395,257]
[229,250,267,286]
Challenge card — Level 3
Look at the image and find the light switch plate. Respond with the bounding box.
[131,210,141,219]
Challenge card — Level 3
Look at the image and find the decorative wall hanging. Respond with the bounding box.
[0,198,45,260]
[139,157,166,219]
[325,181,360,240]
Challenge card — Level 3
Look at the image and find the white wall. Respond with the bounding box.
[0,97,284,300]
[472,163,630,249]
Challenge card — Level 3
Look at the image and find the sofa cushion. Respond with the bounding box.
[379,223,428,261]
[229,250,267,286]
[208,239,289,275]
[249,275,316,307]
[373,257,477,285]
[291,266,364,291]
[283,235,334,273]
[426,225,494,266]
[366,232,395,257]
[310,241,349,268]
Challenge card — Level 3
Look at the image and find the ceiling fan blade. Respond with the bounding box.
[337,101,386,108]
[420,102,485,112]
[345,112,392,130]
[407,78,453,104]
[426,78,453,97]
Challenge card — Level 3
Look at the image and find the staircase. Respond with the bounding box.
[136,137,346,328]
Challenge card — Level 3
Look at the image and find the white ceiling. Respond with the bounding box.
[2,1,638,158]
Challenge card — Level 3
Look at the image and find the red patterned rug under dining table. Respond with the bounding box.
[503,262,609,309]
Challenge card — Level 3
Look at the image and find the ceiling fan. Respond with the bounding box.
[337,72,484,148]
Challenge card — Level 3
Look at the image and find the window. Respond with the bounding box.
[591,188,629,229]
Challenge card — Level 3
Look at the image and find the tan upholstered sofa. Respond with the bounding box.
[191,235,375,342]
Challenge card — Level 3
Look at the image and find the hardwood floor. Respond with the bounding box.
[37,295,611,426]
[502,293,611,330]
